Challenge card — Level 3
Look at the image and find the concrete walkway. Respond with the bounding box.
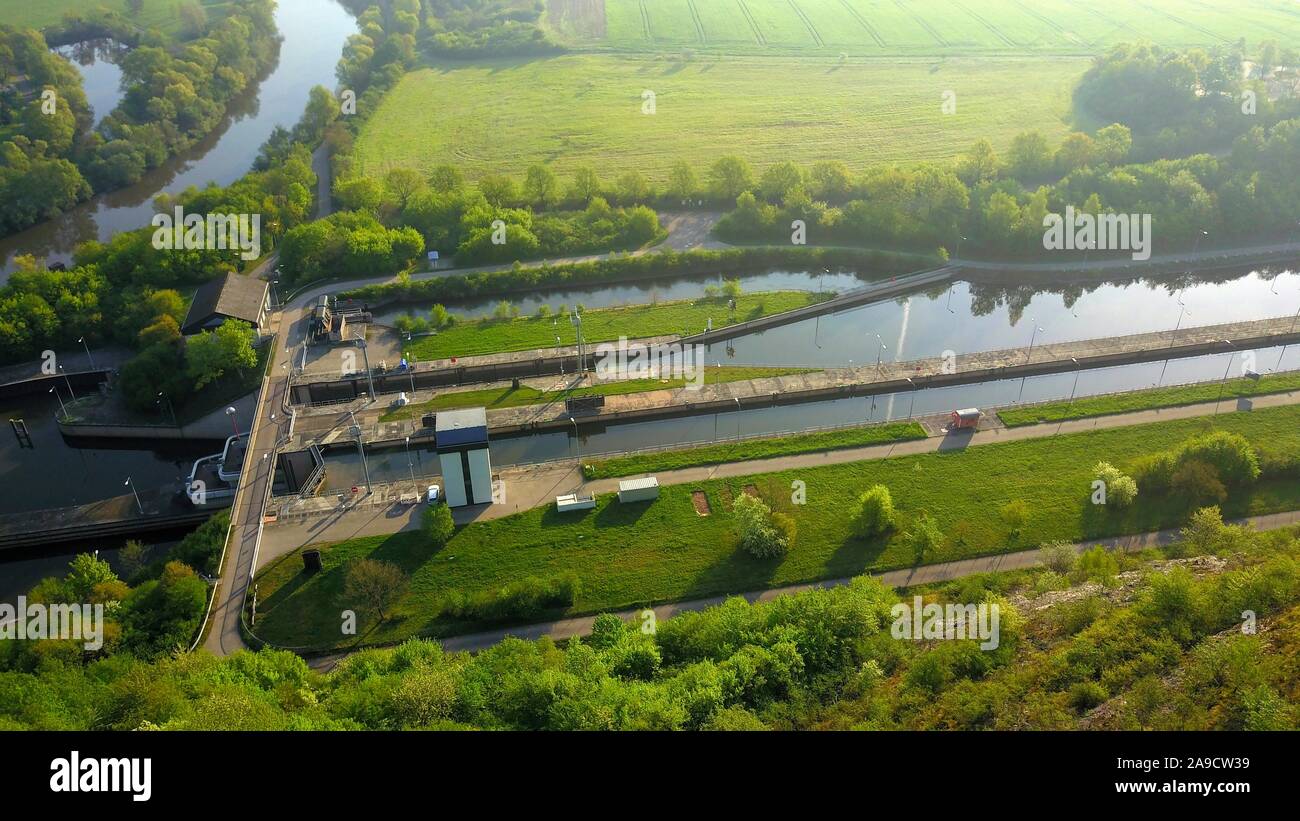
[305,507,1300,667]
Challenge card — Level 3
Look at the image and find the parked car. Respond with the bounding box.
[426,484,441,504]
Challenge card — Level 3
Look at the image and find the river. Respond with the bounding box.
[0,0,358,279]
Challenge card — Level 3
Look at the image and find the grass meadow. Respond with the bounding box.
[547,0,1300,55]
[255,402,1300,649]
[1,0,231,34]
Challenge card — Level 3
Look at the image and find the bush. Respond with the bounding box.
[1176,431,1260,485]
[1171,460,1227,506]
[422,503,455,549]
[1075,546,1120,587]
[732,494,789,559]
[1039,540,1077,575]
[440,575,580,623]
[1093,462,1138,508]
[850,485,896,539]
[1068,681,1109,712]
[1131,451,1176,491]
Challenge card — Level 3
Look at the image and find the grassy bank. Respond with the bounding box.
[403,291,828,360]
[379,365,816,420]
[255,403,1300,650]
[1000,371,1300,427]
[583,421,928,479]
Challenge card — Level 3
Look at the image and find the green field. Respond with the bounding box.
[402,291,827,359]
[583,419,928,478]
[547,0,1300,55]
[380,365,816,418]
[355,53,1080,182]
[0,0,230,35]
[255,403,1300,649]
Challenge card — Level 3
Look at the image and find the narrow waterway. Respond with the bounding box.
[0,0,358,278]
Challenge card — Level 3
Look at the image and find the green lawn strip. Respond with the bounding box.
[401,291,827,360]
[583,421,928,479]
[379,366,816,420]
[1000,371,1300,427]
[254,403,1300,650]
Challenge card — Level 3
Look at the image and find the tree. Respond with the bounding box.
[1005,131,1053,180]
[850,485,896,538]
[65,553,119,601]
[423,502,454,549]
[1094,462,1138,508]
[905,513,943,564]
[708,156,754,200]
[1094,123,1132,165]
[758,161,804,202]
[384,167,426,210]
[999,499,1029,541]
[1171,460,1227,506]
[186,319,257,390]
[732,494,789,558]
[523,164,559,207]
[568,166,602,203]
[956,139,999,185]
[428,165,464,193]
[615,170,652,204]
[344,559,408,622]
[477,174,518,207]
[666,160,698,201]
[118,541,149,581]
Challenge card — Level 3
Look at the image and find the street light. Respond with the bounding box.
[1215,340,1235,415]
[1275,293,1300,373]
[225,406,239,438]
[404,436,418,499]
[1193,229,1208,256]
[1025,321,1045,363]
[905,377,917,419]
[58,364,76,400]
[874,334,887,377]
[124,476,144,515]
[77,336,95,369]
[48,386,67,417]
[349,411,371,494]
[157,392,176,425]
[946,283,956,314]
[352,333,374,399]
[734,398,741,440]
[1068,357,1082,407]
[404,352,416,395]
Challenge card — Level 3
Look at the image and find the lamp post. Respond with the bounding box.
[569,417,583,491]
[570,308,585,376]
[124,476,144,514]
[946,284,956,314]
[352,333,374,400]
[1275,297,1300,373]
[77,336,95,369]
[1215,340,1235,415]
[734,398,741,439]
[225,406,239,438]
[58,364,76,400]
[905,377,916,419]
[349,412,371,495]
[404,436,418,499]
[955,234,967,259]
[157,392,176,425]
[557,335,564,376]
[874,334,887,378]
[1068,357,1082,407]
[1025,321,1045,363]
[1193,229,1209,256]
[405,352,416,395]
[48,386,67,417]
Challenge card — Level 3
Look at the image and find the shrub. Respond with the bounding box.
[1075,546,1120,587]
[422,503,455,549]
[733,494,789,559]
[1039,540,1077,574]
[905,513,943,564]
[1131,451,1176,491]
[1171,460,1227,506]
[1068,681,1109,712]
[440,575,580,623]
[850,485,896,538]
[1094,462,1138,507]
[1176,431,1260,485]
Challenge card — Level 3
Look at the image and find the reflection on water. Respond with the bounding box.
[54,40,126,128]
[0,0,358,278]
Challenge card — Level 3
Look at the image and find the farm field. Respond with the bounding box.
[546,0,1300,55]
[254,402,1300,649]
[0,0,231,34]
[354,53,1080,182]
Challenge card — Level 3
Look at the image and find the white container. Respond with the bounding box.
[617,477,660,503]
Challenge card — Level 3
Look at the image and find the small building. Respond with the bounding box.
[435,407,493,507]
[617,477,660,503]
[181,272,270,336]
[950,408,982,430]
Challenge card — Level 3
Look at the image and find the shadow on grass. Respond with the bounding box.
[680,540,782,604]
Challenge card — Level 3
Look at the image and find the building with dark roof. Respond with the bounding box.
[181,272,270,336]
[435,407,493,507]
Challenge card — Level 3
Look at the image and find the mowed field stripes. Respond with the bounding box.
[571,0,1300,53]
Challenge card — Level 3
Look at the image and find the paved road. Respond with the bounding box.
[303,507,1300,668]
